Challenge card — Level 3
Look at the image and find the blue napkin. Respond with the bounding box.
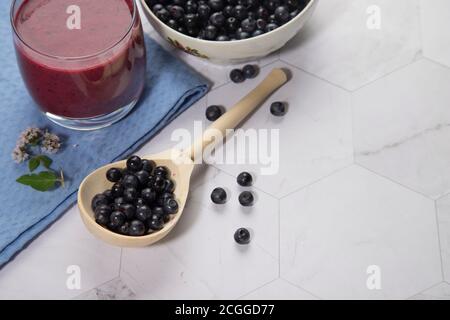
[0,2,209,267]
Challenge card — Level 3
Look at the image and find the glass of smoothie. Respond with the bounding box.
[11,0,146,130]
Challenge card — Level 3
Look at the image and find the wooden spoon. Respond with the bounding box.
[78,68,288,246]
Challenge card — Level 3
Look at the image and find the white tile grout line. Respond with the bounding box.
[433,201,446,282]
[118,248,123,277]
[278,163,354,201]
[279,58,352,93]
[281,277,323,300]
[354,163,436,201]
[405,280,446,300]
[235,278,278,300]
[278,198,281,278]
[423,56,450,74]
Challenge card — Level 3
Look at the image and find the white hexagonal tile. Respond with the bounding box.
[0,207,121,299]
[421,0,450,68]
[409,282,450,300]
[280,165,441,299]
[207,61,353,198]
[353,59,450,199]
[148,31,279,89]
[436,195,450,282]
[240,279,318,300]
[280,0,422,91]
[121,170,279,299]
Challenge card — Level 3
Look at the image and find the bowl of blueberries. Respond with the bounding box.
[140,0,318,63]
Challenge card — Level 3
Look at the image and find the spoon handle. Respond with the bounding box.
[189,68,288,161]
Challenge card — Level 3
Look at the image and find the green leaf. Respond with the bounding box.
[28,157,40,172]
[38,155,52,169]
[28,155,53,172]
[16,171,59,192]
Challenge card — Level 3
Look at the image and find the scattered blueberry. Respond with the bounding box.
[206,105,223,121]
[211,187,227,204]
[106,168,122,183]
[234,228,251,244]
[270,101,287,116]
[237,172,253,186]
[242,64,258,79]
[230,69,245,83]
[238,191,254,206]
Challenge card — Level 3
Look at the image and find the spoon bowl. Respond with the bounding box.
[78,69,288,247]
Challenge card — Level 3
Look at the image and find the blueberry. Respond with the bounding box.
[167,19,179,29]
[242,64,258,79]
[185,0,198,13]
[236,29,250,39]
[129,220,146,236]
[255,18,266,30]
[95,212,110,226]
[252,29,265,37]
[230,69,245,83]
[205,105,223,121]
[208,0,224,11]
[156,192,174,206]
[91,193,110,211]
[120,203,136,220]
[122,174,139,189]
[256,6,269,20]
[152,4,164,12]
[154,166,169,178]
[156,8,170,22]
[237,171,253,186]
[286,0,299,10]
[163,199,179,215]
[224,5,233,17]
[135,170,150,186]
[234,228,251,244]
[184,13,198,28]
[103,189,114,202]
[270,101,286,116]
[141,159,155,173]
[147,215,164,231]
[152,206,165,217]
[141,188,156,203]
[265,22,278,32]
[198,4,211,19]
[134,197,146,208]
[226,17,239,32]
[110,211,126,229]
[95,204,112,221]
[216,34,230,41]
[211,187,227,204]
[238,191,254,206]
[163,179,175,193]
[169,5,184,19]
[106,168,122,182]
[123,187,138,202]
[264,0,280,12]
[290,9,300,19]
[241,18,256,33]
[232,5,248,20]
[118,222,130,235]
[111,183,124,197]
[114,196,127,206]
[274,6,289,23]
[205,25,218,40]
[136,205,152,221]
[126,155,143,172]
[210,12,226,27]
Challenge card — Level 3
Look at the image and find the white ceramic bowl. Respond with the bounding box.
[139,0,318,64]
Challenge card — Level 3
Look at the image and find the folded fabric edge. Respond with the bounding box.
[0,84,208,269]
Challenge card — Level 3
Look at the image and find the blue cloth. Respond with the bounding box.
[0,2,209,267]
